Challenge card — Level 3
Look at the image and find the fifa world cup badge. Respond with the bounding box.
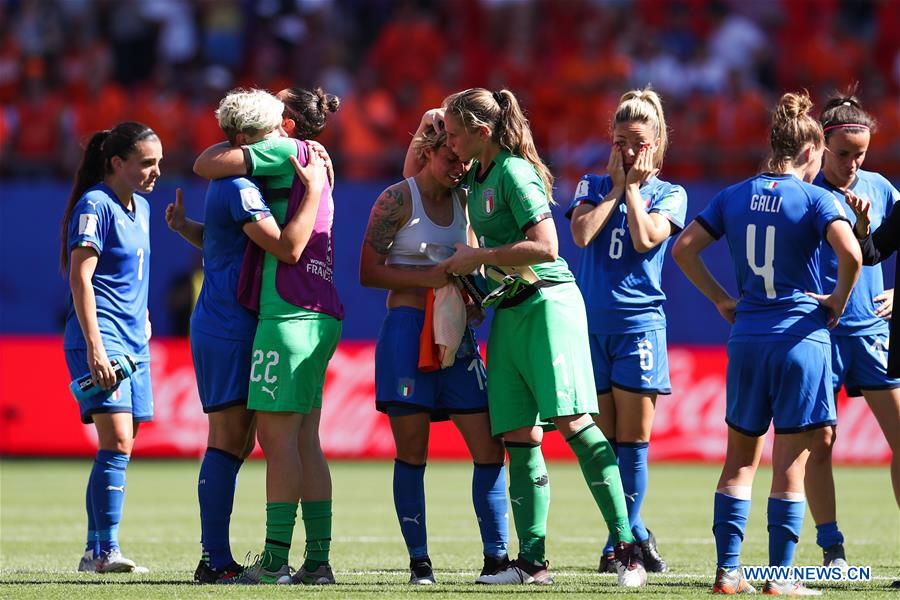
[483,189,495,214]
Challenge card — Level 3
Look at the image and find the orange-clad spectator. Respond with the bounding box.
[339,75,399,179]
[60,35,113,103]
[133,67,189,166]
[866,84,900,174]
[709,71,770,179]
[187,100,226,158]
[366,2,446,90]
[71,80,127,141]
[11,63,66,174]
[0,25,21,104]
[664,93,708,180]
[873,0,900,90]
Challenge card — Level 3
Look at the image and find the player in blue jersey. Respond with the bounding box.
[165,89,324,583]
[60,122,162,574]
[567,88,685,574]
[804,91,900,568]
[673,92,862,595]
[363,114,509,584]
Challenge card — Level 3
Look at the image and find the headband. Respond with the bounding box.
[823,123,871,133]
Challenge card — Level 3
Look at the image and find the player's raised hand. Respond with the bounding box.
[165,188,186,232]
[419,108,445,134]
[305,140,334,189]
[844,189,871,238]
[608,145,626,191]
[290,152,327,195]
[874,288,893,319]
[626,144,658,187]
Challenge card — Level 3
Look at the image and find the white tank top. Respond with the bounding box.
[386,177,467,266]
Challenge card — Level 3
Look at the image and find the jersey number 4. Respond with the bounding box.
[746,224,775,299]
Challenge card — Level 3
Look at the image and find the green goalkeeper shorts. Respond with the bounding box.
[486,282,598,436]
[247,314,342,414]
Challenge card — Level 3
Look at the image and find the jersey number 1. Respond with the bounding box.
[746,225,775,299]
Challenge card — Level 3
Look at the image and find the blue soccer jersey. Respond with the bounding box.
[190,176,271,341]
[64,184,151,361]
[814,169,900,337]
[696,173,849,343]
[565,175,687,334]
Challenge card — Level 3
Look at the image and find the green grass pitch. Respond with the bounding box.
[0,459,896,598]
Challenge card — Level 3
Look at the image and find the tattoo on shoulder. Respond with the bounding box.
[366,187,407,254]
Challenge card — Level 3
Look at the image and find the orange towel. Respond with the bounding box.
[418,288,441,372]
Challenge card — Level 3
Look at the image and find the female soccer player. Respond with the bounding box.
[166,89,328,583]
[673,91,862,595]
[804,92,900,569]
[361,118,508,584]
[435,88,646,587]
[194,87,340,585]
[567,88,686,574]
[61,121,162,573]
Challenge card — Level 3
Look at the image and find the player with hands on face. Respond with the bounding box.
[566,88,687,574]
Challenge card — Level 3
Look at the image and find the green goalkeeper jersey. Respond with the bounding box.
[464,150,573,287]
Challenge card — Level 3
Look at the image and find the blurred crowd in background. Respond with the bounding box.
[1,0,898,189]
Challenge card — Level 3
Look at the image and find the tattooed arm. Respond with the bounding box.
[359,181,449,291]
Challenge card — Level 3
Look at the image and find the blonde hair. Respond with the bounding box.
[613,87,668,168]
[766,91,823,172]
[444,88,554,202]
[411,123,448,163]
[215,88,284,144]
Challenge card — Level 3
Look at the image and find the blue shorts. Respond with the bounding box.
[65,349,154,425]
[589,329,671,395]
[375,307,488,421]
[831,332,900,397]
[191,329,252,413]
[725,338,836,436]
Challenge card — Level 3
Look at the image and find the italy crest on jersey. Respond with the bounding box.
[483,188,495,214]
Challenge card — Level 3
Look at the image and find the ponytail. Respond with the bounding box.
[60,131,110,272]
[444,88,555,202]
[280,86,340,140]
[765,91,823,173]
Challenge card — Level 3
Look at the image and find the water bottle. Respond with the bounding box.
[419,243,489,307]
[70,355,137,401]
[419,242,455,263]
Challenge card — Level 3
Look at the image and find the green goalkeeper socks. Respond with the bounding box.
[301,499,332,571]
[566,423,634,544]
[262,502,298,571]
[506,443,550,564]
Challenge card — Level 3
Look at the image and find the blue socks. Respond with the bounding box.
[619,442,650,543]
[602,439,650,554]
[472,463,509,558]
[91,449,130,554]
[768,497,806,567]
[85,467,100,557]
[815,521,844,550]
[198,448,244,570]
[713,491,751,569]
[393,459,428,559]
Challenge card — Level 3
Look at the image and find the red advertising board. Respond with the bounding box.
[0,336,891,463]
